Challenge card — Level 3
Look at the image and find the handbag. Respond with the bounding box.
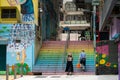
[76,63,81,68]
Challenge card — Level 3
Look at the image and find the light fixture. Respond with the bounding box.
[39,8,43,13]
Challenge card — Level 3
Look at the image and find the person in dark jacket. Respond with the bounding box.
[65,53,73,75]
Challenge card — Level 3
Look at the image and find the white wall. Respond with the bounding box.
[60,33,68,41]
[63,0,73,4]
[60,33,79,41]
[70,33,78,41]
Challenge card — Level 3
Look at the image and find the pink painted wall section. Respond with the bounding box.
[96,45,109,55]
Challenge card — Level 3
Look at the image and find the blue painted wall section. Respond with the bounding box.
[0,0,36,74]
[0,24,35,74]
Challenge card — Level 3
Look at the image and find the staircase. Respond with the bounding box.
[33,41,95,74]
[67,41,95,72]
[33,41,66,73]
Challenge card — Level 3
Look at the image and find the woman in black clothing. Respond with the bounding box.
[65,53,73,75]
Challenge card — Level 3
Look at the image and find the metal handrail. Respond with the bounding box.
[6,64,23,80]
[62,31,70,69]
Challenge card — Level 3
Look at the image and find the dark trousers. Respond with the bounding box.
[80,58,86,66]
[65,61,73,72]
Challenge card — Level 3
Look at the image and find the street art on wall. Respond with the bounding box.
[21,0,34,23]
[0,24,10,38]
[0,24,35,74]
[96,45,109,55]
[20,0,34,14]
[8,24,35,52]
[96,41,118,75]
[22,14,34,23]
[4,0,35,74]
[7,0,35,23]
[7,0,27,6]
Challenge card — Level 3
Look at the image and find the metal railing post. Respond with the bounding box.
[93,5,96,53]
[6,64,9,80]
[14,64,16,79]
[20,64,23,77]
[62,31,70,69]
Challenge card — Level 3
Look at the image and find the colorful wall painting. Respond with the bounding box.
[96,41,118,75]
[21,0,34,23]
[7,0,35,23]
[96,45,109,55]
[7,0,27,6]
[22,14,34,23]
[20,0,34,14]
[0,24,35,74]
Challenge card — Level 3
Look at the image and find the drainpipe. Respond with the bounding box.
[93,5,96,52]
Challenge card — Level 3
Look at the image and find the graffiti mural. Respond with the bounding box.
[96,45,109,55]
[0,24,11,38]
[8,24,35,52]
[96,41,118,75]
[21,0,34,23]
[0,24,35,74]
[7,0,35,23]
[22,14,34,23]
[21,0,34,14]
[7,0,27,6]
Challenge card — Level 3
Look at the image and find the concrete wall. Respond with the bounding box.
[41,0,58,40]
[110,17,120,40]
[118,43,120,76]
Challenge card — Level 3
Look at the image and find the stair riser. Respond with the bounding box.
[33,41,95,73]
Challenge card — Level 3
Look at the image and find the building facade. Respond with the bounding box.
[59,1,91,41]
[97,0,120,75]
[0,0,39,74]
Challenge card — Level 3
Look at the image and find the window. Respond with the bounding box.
[1,9,16,18]
[65,2,76,11]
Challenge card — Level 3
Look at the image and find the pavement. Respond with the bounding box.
[13,75,118,80]
[0,75,21,80]
[0,74,118,80]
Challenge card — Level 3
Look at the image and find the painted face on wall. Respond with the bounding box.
[20,0,34,14]
[7,0,27,6]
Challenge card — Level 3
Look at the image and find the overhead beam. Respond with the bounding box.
[99,0,117,31]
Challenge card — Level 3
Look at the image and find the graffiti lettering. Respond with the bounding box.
[22,14,34,23]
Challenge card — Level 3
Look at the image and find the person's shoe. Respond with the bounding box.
[69,72,72,75]
[67,72,69,75]
[83,69,86,72]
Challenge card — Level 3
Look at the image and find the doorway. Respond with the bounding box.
[0,45,6,71]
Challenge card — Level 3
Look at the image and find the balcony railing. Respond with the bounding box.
[60,21,90,27]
